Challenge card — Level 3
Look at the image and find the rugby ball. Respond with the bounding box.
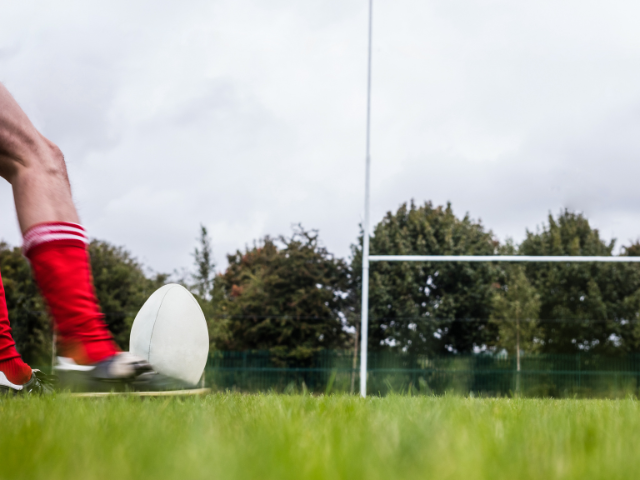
[130,284,209,385]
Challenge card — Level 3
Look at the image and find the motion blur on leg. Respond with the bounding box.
[0,83,171,393]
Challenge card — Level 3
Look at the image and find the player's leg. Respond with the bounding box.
[0,84,183,392]
[0,83,120,366]
[0,85,149,372]
[0,270,32,384]
[0,86,79,230]
[0,269,52,394]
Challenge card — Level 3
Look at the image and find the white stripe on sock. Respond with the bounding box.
[23,232,88,253]
[23,224,86,243]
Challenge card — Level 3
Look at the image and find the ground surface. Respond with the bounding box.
[1,394,638,480]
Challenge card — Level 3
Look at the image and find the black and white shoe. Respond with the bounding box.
[0,369,56,395]
[55,352,193,393]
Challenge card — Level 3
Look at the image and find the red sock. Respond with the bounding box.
[23,222,119,365]
[0,270,32,384]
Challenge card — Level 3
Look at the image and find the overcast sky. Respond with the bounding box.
[2,0,640,275]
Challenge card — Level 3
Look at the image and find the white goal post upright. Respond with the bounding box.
[358,2,640,398]
[360,0,374,399]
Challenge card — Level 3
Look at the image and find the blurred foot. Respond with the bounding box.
[55,352,192,392]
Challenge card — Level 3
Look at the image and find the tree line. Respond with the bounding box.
[3,201,640,365]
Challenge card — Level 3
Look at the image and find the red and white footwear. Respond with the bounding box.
[0,369,55,395]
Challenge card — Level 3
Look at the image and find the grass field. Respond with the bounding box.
[2,393,639,480]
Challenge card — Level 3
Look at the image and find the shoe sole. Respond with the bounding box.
[66,388,211,398]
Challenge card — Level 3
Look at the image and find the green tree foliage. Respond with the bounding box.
[89,240,168,350]
[211,226,350,360]
[192,225,215,301]
[351,201,501,355]
[490,265,541,364]
[520,210,640,354]
[0,242,49,366]
[190,225,218,350]
[7,206,640,365]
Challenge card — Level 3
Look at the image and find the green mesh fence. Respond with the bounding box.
[204,351,640,398]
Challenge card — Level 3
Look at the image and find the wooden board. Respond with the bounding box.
[68,388,211,398]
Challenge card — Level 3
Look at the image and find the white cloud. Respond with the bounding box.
[2,0,640,273]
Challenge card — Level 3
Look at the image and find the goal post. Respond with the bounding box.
[368,255,640,263]
[357,0,640,398]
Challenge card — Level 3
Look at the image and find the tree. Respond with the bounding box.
[520,210,640,354]
[212,225,350,360]
[490,264,541,391]
[190,224,219,351]
[351,201,501,355]
[192,225,215,301]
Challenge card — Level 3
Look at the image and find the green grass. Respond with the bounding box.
[2,393,640,480]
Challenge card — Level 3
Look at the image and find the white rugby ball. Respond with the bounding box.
[130,284,209,385]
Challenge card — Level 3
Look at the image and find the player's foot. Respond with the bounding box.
[0,369,56,395]
[54,352,193,392]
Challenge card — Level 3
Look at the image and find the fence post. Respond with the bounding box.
[578,353,581,391]
[242,351,247,390]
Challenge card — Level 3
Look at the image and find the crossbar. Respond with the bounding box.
[369,255,640,263]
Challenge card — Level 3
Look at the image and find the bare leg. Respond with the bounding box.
[0,85,169,390]
[0,83,79,232]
